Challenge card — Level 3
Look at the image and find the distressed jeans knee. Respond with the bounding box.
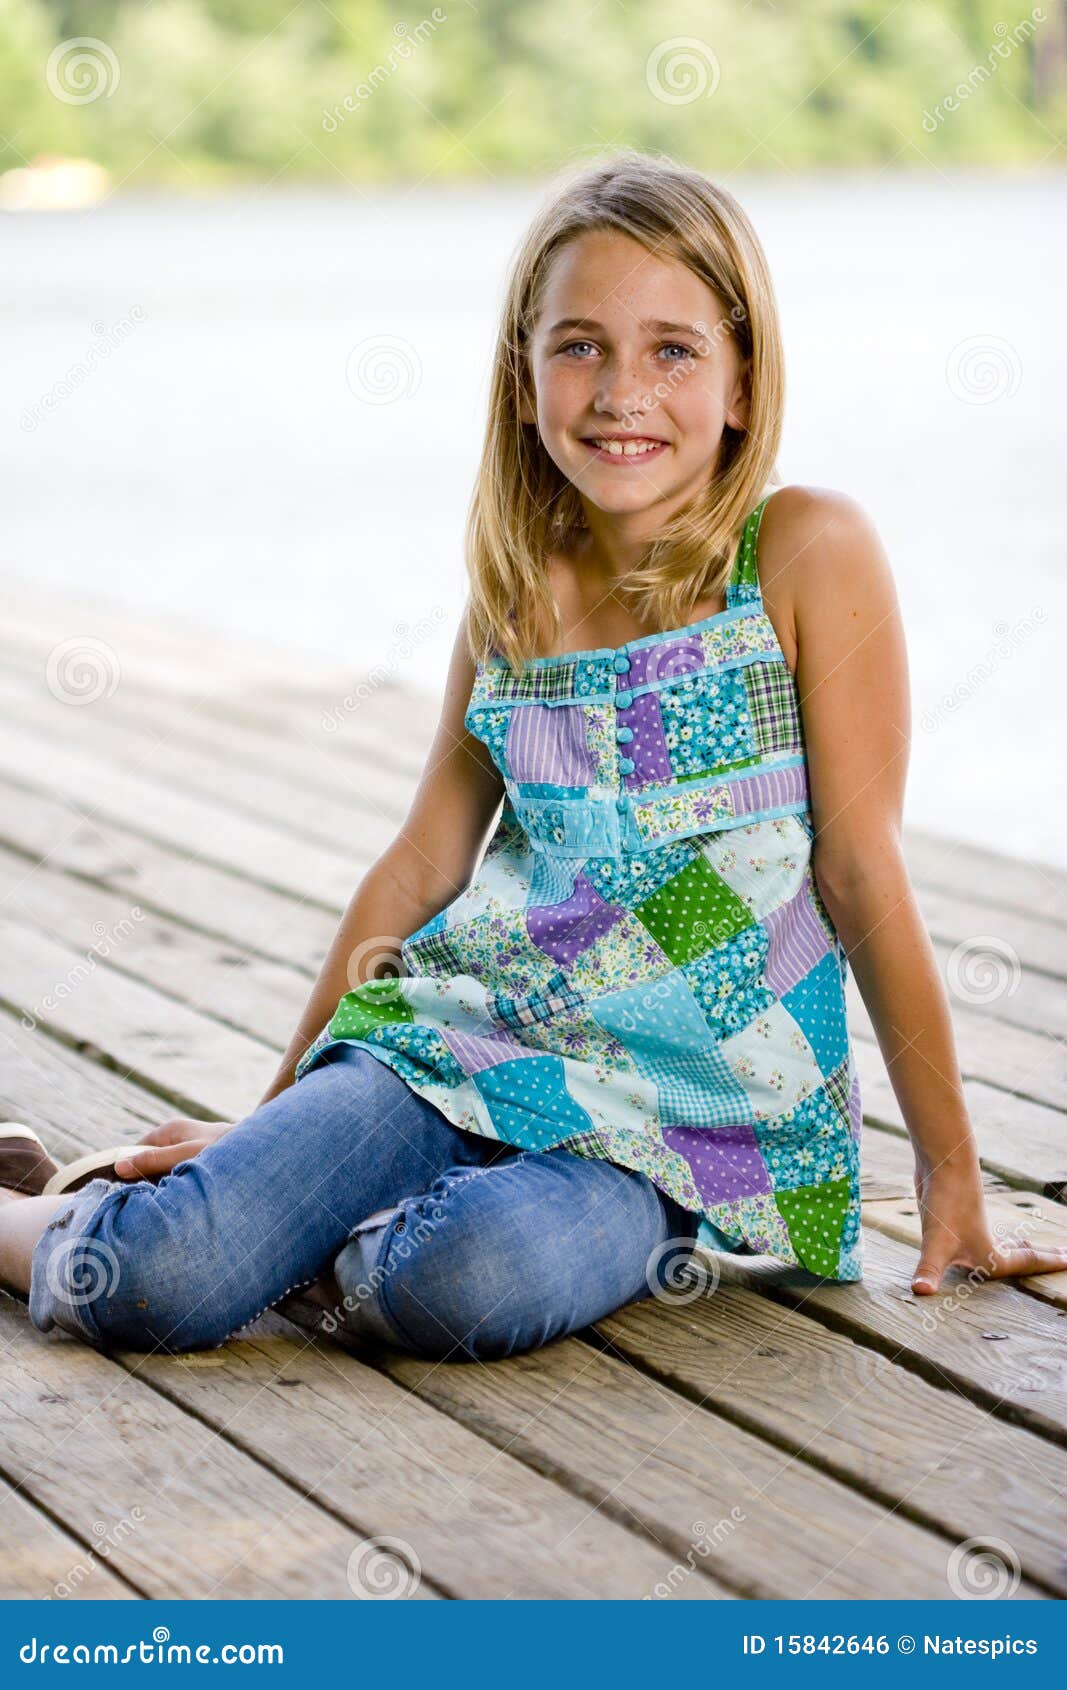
[330,1184,457,1354]
[331,1165,511,1359]
[329,1151,693,1364]
[27,1177,209,1352]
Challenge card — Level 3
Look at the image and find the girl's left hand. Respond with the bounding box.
[911,1162,1067,1294]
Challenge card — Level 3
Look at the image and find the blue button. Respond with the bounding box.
[618,757,635,775]
[615,795,628,812]
[613,653,631,673]
[615,690,633,709]
[615,726,633,743]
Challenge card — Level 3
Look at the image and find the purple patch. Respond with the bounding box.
[848,1070,863,1142]
[662,1121,772,1203]
[507,702,596,786]
[628,635,705,688]
[527,873,623,967]
[617,691,672,786]
[441,1028,537,1075]
[728,761,809,818]
[762,879,831,997]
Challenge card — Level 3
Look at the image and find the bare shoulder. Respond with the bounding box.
[756,490,910,864]
[755,485,896,670]
[758,484,895,614]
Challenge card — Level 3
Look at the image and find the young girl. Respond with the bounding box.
[3,149,1066,1361]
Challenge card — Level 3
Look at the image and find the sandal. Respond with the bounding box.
[42,1145,165,1197]
[0,1124,62,1197]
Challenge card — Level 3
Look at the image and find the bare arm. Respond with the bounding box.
[258,607,505,1105]
[764,486,1067,1292]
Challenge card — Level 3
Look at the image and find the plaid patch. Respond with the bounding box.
[745,660,804,757]
[404,930,467,977]
[491,968,586,1030]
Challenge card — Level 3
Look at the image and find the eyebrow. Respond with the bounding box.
[546,317,705,337]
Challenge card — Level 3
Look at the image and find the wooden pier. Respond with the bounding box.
[1,580,1064,1600]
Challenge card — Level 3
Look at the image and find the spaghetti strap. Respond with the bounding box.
[725,495,772,607]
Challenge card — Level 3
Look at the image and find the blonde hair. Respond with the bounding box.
[464,147,786,675]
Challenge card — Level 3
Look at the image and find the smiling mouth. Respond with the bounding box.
[581,436,669,458]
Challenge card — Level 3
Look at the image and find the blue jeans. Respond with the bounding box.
[28,1045,700,1361]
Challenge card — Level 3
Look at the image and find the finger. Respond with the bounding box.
[983,1242,1067,1281]
[134,1122,194,1148]
[912,1240,959,1294]
[114,1141,204,1179]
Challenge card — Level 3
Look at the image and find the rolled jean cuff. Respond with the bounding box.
[330,1206,421,1352]
[28,1177,124,1347]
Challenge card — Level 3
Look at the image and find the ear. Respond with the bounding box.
[725,365,750,433]
[517,382,537,427]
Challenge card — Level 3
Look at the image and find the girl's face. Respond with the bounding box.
[520,228,749,534]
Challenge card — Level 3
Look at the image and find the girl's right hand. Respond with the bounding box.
[113,1118,235,1181]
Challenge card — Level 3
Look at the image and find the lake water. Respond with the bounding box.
[3,175,1064,869]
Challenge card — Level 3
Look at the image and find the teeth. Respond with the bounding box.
[595,439,662,456]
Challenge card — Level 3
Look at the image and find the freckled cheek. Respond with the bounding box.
[666,383,727,447]
[536,375,590,439]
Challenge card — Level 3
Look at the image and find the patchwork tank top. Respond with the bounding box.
[295,494,864,1282]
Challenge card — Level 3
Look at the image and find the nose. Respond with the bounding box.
[593,351,647,425]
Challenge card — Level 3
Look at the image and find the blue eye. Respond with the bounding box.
[660,343,695,361]
[560,340,597,358]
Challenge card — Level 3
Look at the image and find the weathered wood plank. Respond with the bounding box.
[0,918,273,1119]
[849,934,1067,1043]
[0,664,417,846]
[717,1229,1067,1444]
[905,829,1067,931]
[0,636,430,785]
[118,1313,727,1600]
[3,850,1063,1213]
[2,1021,718,1598]
[594,1282,1066,1595]
[0,841,308,1053]
[0,1012,168,1166]
[0,721,375,906]
[0,586,435,760]
[0,778,337,975]
[912,883,1067,983]
[0,1484,137,1599]
[851,1007,1067,1118]
[0,1297,428,1599]
[297,1309,1000,1600]
[851,1029,1067,1195]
